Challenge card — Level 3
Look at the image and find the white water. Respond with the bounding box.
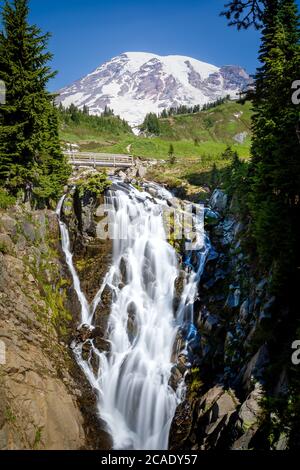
[56,182,210,450]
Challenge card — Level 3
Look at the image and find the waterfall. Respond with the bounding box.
[56,182,210,450]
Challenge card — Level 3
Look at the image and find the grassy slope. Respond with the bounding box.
[59,101,253,198]
[60,101,252,159]
[59,114,133,148]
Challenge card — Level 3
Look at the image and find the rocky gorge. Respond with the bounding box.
[0,164,291,450]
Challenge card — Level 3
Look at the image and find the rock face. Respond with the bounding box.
[0,207,86,450]
[57,52,252,127]
[170,185,288,451]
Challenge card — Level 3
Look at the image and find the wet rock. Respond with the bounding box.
[169,366,184,391]
[205,209,220,227]
[169,401,194,450]
[209,189,228,214]
[118,170,127,180]
[75,324,94,343]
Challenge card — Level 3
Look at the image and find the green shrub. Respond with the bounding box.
[76,172,112,198]
[0,189,16,209]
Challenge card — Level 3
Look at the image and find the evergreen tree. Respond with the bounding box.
[141,113,160,135]
[0,0,70,204]
[222,0,300,448]
[221,0,265,29]
[249,0,300,277]
[210,163,219,188]
[168,144,176,164]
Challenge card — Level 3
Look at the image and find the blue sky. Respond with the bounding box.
[27,0,261,90]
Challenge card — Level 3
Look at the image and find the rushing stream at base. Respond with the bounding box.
[56,181,210,450]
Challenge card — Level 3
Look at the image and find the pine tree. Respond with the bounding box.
[249,0,300,275]
[210,163,218,188]
[141,113,160,135]
[168,144,176,164]
[0,0,70,204]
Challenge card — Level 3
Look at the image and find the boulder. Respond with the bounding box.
[137,165,146,178]
[197,386,240,449]
[0,234,14,254]
[231,427,258,450]
[0,215,17,235]
[209,189,228,214]
[238,383,264,432]
[205,208,220,227]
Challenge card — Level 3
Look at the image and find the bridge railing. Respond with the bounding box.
[64,151,134,167]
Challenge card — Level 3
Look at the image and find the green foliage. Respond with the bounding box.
[157,100,253,144]
[189,367,204,398]
[140,112,160,135]
[210,163,219,189]
[160,96,230,117]
[0,188,16,208]
[168,143,176,164]
[59,103,132,138]
[0,0,70,205]
[76,172,112,198]
[33,427,43,449]
[249,0,300,276]
[221,0,264,30]
[0,241,8,254]
[5,407,16,423]
[221,0,300,449]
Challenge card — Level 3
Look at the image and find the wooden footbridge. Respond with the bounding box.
[64,151,134,168]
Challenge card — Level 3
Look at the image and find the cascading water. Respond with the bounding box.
[56,181,210,450]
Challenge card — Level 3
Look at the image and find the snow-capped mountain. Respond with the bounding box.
[57,52,252,128]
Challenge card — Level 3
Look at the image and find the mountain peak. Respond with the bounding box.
[57,52,252,127]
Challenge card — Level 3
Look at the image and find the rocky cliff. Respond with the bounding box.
[0,205,87,449]
[169,189,289,450]
[0,173,115,450]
